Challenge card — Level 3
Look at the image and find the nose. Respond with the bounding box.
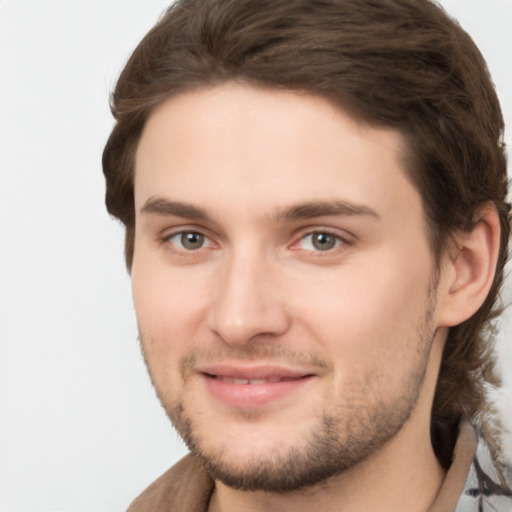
[207,250,291,346]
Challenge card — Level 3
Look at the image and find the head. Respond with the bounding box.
[103,0,510,483]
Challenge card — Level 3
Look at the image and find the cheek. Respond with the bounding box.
[290,251,433,363]
[131,257,210,361]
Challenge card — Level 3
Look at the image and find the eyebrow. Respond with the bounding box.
[273,200,380,222]
[141,198,209,220]
[140,197,380,222]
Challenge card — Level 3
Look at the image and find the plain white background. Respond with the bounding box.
[0,1,511,510]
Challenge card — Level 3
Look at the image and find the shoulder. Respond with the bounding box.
[127,454,214,512]
[455,428,512,512]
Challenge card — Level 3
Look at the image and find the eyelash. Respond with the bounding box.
[293,230,348,253]
[161,228,351,256]
[163,230,215,252]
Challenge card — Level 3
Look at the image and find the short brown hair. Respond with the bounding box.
[103,0,510,467]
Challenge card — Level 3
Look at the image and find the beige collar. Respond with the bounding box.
[128,423,479,512]
[427,421,478,512]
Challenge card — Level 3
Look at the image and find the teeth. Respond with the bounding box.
[219,377,276,385]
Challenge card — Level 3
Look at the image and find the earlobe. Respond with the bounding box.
[438,204,501,327]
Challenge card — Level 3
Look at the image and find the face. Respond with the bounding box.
[132,83,444,492]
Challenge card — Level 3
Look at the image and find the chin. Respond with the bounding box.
[171,399,415,493]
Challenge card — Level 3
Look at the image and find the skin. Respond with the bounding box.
[131,83,498,512]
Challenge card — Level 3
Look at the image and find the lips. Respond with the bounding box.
[200,364,312,380]
[198,364,315,409]
[215,376,288,385]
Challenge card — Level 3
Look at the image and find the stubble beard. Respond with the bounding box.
[167,392,430,493]
[140,289,438,493]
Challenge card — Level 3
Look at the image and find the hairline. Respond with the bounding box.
[128,79,449,267]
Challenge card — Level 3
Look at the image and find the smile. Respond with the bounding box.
[198,365,316,409]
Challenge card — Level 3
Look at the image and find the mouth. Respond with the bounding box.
[198,365,316,408]
[206,375,310,386]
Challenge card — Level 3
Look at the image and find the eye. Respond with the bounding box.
[167,231,212,251]
[298,231,344,251]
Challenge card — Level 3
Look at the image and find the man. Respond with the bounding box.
[102,0,512,510]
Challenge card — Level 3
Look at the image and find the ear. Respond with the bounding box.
[437,204,501,327]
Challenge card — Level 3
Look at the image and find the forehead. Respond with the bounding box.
[134,83,422,226]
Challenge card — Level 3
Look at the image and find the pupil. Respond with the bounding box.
[181,232,204,250]
[313,233,335,250]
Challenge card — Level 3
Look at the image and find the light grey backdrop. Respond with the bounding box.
[0,1,511,511]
